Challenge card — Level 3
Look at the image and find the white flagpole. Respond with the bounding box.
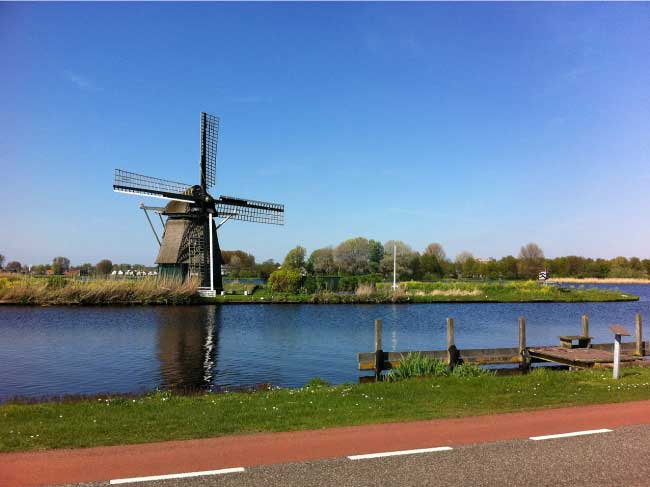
[392,243,397,290]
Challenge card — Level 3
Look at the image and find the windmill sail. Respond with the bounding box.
[113,169,194,202]
[200,112,219,190]
[216,195,284,225]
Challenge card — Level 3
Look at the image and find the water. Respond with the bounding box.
[0,284,648,400]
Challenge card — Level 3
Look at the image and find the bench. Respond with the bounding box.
[559,335,593,349]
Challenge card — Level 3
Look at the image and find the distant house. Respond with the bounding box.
[64,269,80,276]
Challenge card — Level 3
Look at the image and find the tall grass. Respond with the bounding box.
[0,276,199,305]
[387,353,449,381]
[387,353,494,381]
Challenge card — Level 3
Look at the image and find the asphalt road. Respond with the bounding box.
[68,424,650,487]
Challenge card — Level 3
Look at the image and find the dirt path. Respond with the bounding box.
[2,400,650,487]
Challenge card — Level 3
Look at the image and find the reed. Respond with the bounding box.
[0,276,199,305]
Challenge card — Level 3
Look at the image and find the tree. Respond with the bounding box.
[421,243,447,279]
[31,264,47,275]
[423,243,446,262]
[51,256,71,275]
[380,240,419,280]
[5,261,22,272]
[96,259,113,275]
[0,254,4,269]
[283,246,306,270]
[455,251,477,277]
[256,259,280,279]
[497,255,518,279]
[368,240,384,272]
[334,237,371,275]
[308,247,336,274]
[517,243,545,279]
[222,251,255,269]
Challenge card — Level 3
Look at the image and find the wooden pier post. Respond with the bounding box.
[374,319,383,378]
[519,316,530,370]
[519,316,526,353]
[447,317,459,368]
[581,314,589,338]
[635,313,644,357]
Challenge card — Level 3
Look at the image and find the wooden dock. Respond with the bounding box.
[358,314,648,374]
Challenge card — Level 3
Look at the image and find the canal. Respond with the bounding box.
[0,284,648,400]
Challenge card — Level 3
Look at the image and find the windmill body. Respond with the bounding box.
[113,112,284,293]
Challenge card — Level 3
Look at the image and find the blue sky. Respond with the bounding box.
[1,2,649,266]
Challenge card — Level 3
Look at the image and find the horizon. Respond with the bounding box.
[2,3,649,266]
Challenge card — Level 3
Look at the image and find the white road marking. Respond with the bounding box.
[110,467,245,484]
[348,446,453,460]
[530,429,612,441]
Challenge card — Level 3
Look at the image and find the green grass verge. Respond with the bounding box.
[3,367,650,453]
[210,281,637,304]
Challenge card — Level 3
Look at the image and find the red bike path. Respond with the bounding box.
[2,400,650,487]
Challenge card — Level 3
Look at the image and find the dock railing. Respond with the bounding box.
[358,313,649,375]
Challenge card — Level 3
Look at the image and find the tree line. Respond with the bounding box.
[3,241,650,281]
[0,255,155,276]
[275,239,650,280]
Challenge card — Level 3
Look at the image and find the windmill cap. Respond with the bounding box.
[609,324,631,336]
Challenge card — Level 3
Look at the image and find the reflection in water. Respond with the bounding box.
[157,306,220,392]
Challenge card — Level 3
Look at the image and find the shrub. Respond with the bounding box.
[387,353,449,381]
[267,269,303,293]
[339,276,358,292]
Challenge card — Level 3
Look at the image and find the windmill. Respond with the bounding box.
[113,112,284,295]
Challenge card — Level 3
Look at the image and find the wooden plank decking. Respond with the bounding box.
[528,346,642,367]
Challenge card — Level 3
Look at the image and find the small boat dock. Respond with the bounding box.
[358,314,648,374]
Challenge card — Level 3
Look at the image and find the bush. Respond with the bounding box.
[338,276,358,292]
[303,276,341,293]
[267,269,303,293]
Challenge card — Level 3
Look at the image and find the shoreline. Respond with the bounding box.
[0,296,639,306]
[0,279,641,306]
[549,278,650,284]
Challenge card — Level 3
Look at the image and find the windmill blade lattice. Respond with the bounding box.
[216,196,284,225]
[114,169,194,201]
[200,112,220,189]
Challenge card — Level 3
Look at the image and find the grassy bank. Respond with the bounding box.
[2,367,650,452]
[550,277,650,284]
[0,275,198,305]
[213,280,637,304]
[0,277,638,305]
